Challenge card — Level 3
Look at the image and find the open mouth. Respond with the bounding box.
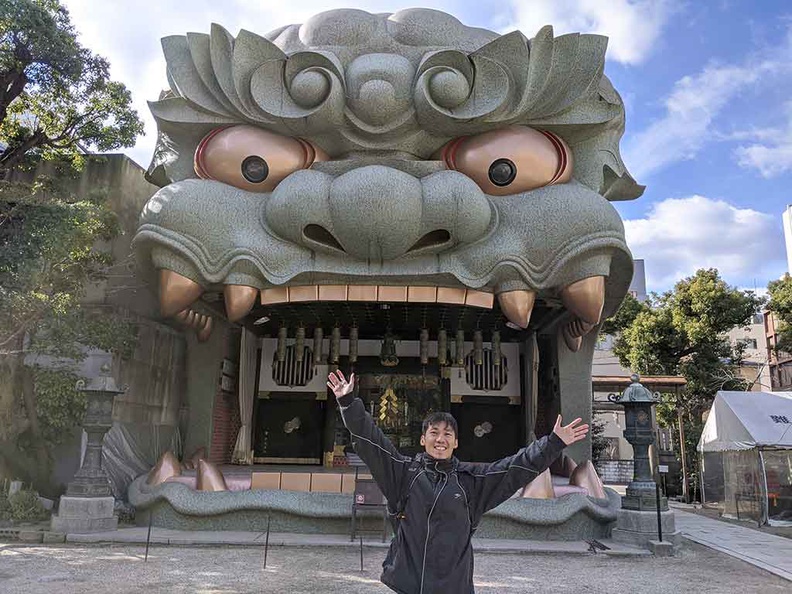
[158,271,607,350]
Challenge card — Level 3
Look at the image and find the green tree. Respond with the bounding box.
[0,0,142,492]
[590,417,609,467]
[0,180,137,492]
[611,269,763,500]
[767,274,792,354]
[600,292,650,336]
[0,0,143,175]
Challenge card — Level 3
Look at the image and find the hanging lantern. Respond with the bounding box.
[277,325,287,362]
[331,326,341,364]
[492,330,502,367]
[295,326,306,362]
[380,332,399,367]
[349,326,359,363]
[313,327,324,365]
[455,329,465,366]
[437,329,448,366]
[420,328,429,365]
[473,330,483,366]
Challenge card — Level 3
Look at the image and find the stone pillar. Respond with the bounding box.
[51,364,124,534]
[556,331,597,462]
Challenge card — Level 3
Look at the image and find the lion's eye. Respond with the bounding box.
[440,126,572,196]
[194,125,327,192]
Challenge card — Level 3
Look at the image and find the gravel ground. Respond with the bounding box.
[0,540,788,593]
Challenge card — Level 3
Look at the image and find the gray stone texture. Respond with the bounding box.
[42,531,67,544]
[55,496,115,518]
[611,508,681,549]
[558,329,599,461]
[648,539,675,556]
[134,8,639,323]
[17,530,44,543]
[50,516,118,534]
[128,475,620,541]
[50,496,118,534]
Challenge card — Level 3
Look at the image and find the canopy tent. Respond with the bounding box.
[698,391,792,526]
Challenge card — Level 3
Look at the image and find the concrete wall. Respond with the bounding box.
[9,154,161,318]
[181,319,237,460]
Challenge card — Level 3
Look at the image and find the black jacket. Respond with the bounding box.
[338,394,566,594]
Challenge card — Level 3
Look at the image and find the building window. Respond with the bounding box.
[464,349,509,391]
[271,346,315,387]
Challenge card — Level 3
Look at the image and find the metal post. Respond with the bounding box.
[263,515,271,568]
[359,535,364,572]
[144,512,153,561]
[655,483,663,542]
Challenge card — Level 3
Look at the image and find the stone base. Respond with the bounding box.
[43,531,67,544]
[611,508,681,550]
[648,539,675,556]
[50,496,118,534]
[18,530,44,543]
[129,476,621,540]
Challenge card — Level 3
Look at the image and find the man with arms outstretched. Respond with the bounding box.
[328,370,588,594]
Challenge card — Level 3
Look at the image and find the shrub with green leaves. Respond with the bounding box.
[8,489,48,522]
[0,489,11,520]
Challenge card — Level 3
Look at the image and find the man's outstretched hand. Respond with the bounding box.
[327,370,355,400]
[552,415,589,446]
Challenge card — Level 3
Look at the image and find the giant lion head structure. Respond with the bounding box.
[134,7,640,329]
[130,7,643,538]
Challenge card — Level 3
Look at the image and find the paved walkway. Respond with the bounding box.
[673,505,792,581]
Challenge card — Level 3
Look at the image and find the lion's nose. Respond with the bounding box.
[328,166,423,260]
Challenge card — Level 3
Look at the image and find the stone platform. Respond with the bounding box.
[128,475,621,540]
[50,496,118,534]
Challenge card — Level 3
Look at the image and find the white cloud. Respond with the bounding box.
[733,102,792,178]
[505,0,674,65]
[624,30,792,181]
[624,62,773,180]
[624,196,784,290]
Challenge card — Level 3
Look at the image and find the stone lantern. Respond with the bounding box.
[51,364,125,534]
[607,373,664,511]
[609,374,679,552]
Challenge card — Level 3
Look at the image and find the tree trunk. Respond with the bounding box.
[0,69,27,124]
[0,129,48,177]
[677,406,690,503]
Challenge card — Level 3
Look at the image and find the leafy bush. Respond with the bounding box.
[8,489,49,522]
[0,489,11,520]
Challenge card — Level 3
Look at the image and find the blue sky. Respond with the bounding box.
[61,0,792,293]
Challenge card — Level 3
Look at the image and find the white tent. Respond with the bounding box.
[698,391,792,526]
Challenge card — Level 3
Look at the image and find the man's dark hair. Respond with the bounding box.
[422,412,458,437]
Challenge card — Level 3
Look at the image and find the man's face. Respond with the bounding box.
[420,422,458,460]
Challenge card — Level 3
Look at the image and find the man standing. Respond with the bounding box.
[328,370,589,594]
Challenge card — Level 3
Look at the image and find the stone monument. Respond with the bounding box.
[51,364,124,533]
[610,374,680,554]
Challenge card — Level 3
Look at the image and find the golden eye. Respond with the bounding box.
[194,125,327,192]
[440,126,572,196]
